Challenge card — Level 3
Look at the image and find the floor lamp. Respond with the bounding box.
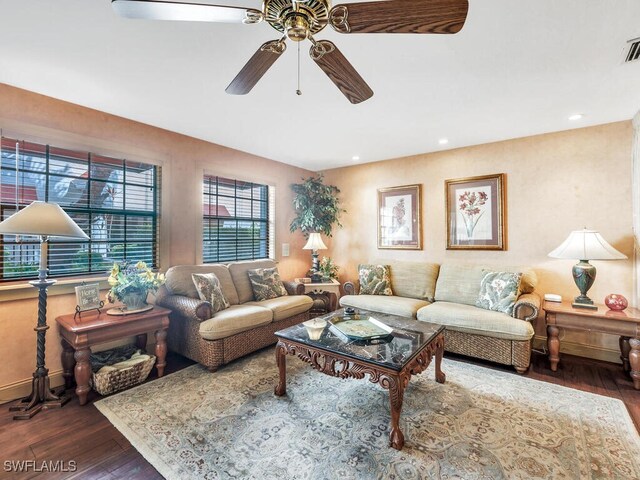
[0,201,89,419]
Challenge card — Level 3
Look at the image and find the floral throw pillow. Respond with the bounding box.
[476,271,522,315]
[358,264,393,296]
[248,267,289,301]
[192,273,230,314]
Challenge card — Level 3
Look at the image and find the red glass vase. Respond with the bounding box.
[604,294,628,311]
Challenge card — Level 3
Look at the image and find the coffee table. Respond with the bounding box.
[274,309,445,450]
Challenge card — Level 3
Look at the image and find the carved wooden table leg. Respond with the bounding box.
[435,334,446,384]
[386,375,406,450]
[274,341,287,396]
[155,329,167,377]
[74,348,91,406]
[630,338,640,390]
[547,325,560,371]
[61,339,76,389]
[136,333,148,351]
[620,336,631,373]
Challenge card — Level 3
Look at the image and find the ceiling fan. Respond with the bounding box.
[112,0,469,104]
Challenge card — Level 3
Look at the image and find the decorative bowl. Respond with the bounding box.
[604,294,628,311]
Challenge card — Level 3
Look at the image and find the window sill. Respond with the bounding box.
[0,275,110,302]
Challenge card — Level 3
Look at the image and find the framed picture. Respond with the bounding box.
[445,173,506,250]
[75,283,102,312]
[378,184,422,250]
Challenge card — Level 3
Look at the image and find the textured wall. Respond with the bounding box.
[322,122,634,358]
[0,83,312,394]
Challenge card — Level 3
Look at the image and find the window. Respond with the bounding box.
[0,137,159,281]
[202,175,270,263]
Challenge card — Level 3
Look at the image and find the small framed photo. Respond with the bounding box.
[446,173,506,250]
[75,283,102,312]
[378,184,422,250]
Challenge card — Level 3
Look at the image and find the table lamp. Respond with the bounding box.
[548,229,627,310]
[303,232,327,282]
[0,201,89,419]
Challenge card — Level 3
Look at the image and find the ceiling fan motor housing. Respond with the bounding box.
[264,0,330,38]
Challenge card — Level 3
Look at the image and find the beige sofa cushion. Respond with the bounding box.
[417,302,534,341]
[340,295,430,319]
[246,295,313,322]
[434,264,537,306]
[165,264,240,305]
[229,260,278,304]
[199,305,272,340]
[376,259,440,301]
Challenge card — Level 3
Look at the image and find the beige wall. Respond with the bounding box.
[322,122,634,360]
[0,84,312,398]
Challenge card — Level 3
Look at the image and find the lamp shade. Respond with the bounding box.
[302,232,327,250]
[548,229,627,260]
[0,201,89,239]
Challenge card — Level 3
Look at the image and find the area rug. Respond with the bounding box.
[95,349,640,479]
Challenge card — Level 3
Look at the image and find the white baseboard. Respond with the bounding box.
[533,335,621,365]
[0,370,66,405]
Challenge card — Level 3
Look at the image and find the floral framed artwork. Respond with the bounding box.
[378,184,422,250]
[445,173,506,250]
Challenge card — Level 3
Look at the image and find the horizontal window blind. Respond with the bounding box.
[0,137,159,281]
[203,176,269,263]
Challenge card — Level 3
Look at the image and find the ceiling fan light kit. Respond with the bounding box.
[112,0,469,104]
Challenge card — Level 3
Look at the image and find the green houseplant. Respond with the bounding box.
[107,261,166,311]
[318,256,339,280]
[290,174,345,237]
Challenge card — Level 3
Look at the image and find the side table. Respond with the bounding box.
[56,306,171,405]
[543,300,640,389]
[301,279,340,316]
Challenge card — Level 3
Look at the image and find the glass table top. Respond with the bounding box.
[275,309,444,372]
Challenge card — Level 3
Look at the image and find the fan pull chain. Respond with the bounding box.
[296,41,302,96]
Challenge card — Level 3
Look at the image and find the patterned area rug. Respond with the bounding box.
[95,349,640,479]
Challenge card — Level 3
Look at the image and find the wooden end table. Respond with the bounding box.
[543,300,640,389]
[56,306,171,405]
[302,279,340,316]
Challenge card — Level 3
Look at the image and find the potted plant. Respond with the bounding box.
[107,261,166,311]
[318,257,339,281]
[290,174,345,238]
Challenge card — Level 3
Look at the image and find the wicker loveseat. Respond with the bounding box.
[156,260,312,371]
[340,260,540,373]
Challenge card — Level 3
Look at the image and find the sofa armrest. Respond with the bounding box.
[283,281,305,295]
[513,293,541,322]
[157,293,213,322]
[343,281,358,295]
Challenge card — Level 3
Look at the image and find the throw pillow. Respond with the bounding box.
[192,273,230,314]
[358,264,393,296]
[476,271,523,315]
[248,267,288,301]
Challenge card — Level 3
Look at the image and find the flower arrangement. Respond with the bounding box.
[318,257,339,280]
[458,190,488,239]
[106,261,165,305]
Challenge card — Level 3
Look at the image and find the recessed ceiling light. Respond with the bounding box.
[568,114,584,121]
[352,156,360,161]
[439,138,449,145]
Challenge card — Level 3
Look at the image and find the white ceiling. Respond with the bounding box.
[0,0,639,171]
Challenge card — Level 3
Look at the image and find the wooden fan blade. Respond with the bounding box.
[310,40,373,105]
[226,40,287,95]
[329,0,468,34]
[112,0,264,24]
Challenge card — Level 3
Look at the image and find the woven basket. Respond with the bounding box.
[91,354,156,396]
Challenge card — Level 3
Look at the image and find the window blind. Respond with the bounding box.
[0,137,159,281]
[202,175,269,263]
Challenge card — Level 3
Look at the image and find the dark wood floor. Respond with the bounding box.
[1,350,639,479]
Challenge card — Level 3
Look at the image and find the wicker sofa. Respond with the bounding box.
[156,260,312,371]
[340,260,540,373]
